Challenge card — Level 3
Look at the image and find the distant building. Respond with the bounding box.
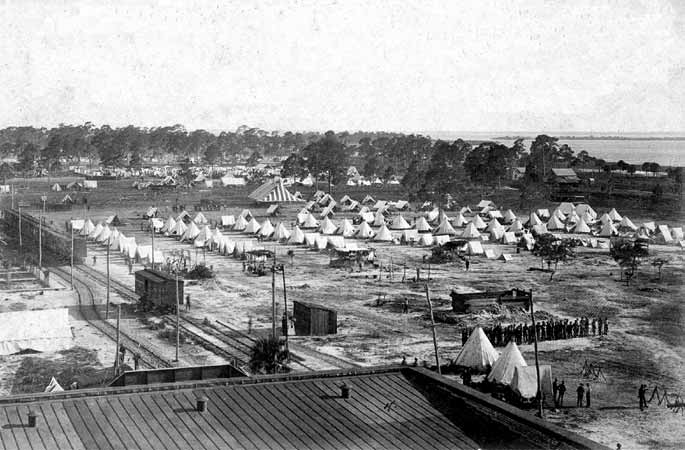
[548,167,581,185]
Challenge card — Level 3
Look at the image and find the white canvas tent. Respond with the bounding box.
[453,327,499,372]
[181,222,201,241]
[546,215,565,231]
[194,212,208,224]
[487,341,527,386]
[337,219,356,237]
[221,215,236,227]
[656,225,673,243]
[471,215,487,230]
[434,218,458,236]
[244,218,261,234]
[599,221,618,237]
[508,220,524,233]
[233,215,248,231]
[461,222,481,239]
[573,218,591,234]
[79,219,95,236]
[414,216,432,232]
[318,217,338,235]
[501,231,517,245]
[510,365,553,400]
[272,222,291,241]
[618,216,637,232]
[452,213,468,227]
[466,241,484,255]
[607,208,622,222]
[417,234,434,246]
[0,308,71,355]
[288,226,305,244]
[389,215,411,230]
[258,219,275,238]
[356,221,374,239]
[372,224,393,242]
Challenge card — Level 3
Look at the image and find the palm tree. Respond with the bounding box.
[249,336,290,374]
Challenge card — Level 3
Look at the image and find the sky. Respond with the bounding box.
[0,0,683,133]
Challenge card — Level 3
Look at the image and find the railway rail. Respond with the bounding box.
[51,266,173,369]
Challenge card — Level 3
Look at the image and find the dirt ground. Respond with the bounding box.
[3,183,684,450]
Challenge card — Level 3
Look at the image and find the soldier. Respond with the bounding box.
[591,318,597,336]
[558,381,566,407]
[603,317,609,335]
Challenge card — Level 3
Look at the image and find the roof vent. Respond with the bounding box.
[196,395,208,413]
[340,383,351,399]
[27,410,38,427]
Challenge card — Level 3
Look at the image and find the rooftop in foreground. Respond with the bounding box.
[0,366,608,450]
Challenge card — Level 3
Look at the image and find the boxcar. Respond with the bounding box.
[134,269,184,311]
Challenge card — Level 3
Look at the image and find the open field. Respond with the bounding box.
[1,179,684,449]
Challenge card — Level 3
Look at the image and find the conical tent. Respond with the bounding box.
[671,227,684,241]
[171,220,187,236]
[536,209,550,219]
[356,221,374,238]
[453,327,499,372]
[319,217,337,235]
[461,222,481,239]
[414,216,432,232]
[508,219,524,233]
[576,204,597,221]
[208,229,224,249]
[337,219,356,237]
[161,217,176,234]
[372,210,386,227]
[80,219,95,236]
[258,219,275,238]
[389,214,411,230]
[487,341,527,386]
[598,213,611,226]
[532,224,548,235]
[284,226,302,244]
[372,224,393,242]
[244,218,261,234]
[302,213,319,229]
[557,202,575,215]
[566,211,580,224]
[296,208,309,224]
[304,232,320,247]
[502,210,517,224]
[599,221,618,237]
[95,225,112,243]
[552,208,566,220]
[527,212,542,227]
[88,223,103,240]
[181,221,201,241]
[546,215,565,231]
[580,211,595,224]
[486,219,504,233]
[608,208,622,221]
[618,216,637,231]
[233,214,248,231]
[194,212,208,224]
[108,229,122,249]
[434,218,458,236]
[489,226,504,241]
[51,183,61,192]
[453,213,467,227]
[426,208,440,222]
[573,217,591,234]
[194,225,212,245]
[272,222,291,241]
[466,241,484,255]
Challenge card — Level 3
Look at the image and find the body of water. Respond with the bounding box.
[424,131,685,167]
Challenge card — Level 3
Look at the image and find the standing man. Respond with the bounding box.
[603,318,609,335]
[576,383,585,407]
[558,381,566,407]
[465,258,470,271]
[639,384,648,411]
[585,383,591,407]
[552,378,559,407]
[403,299,409,314]
[185,294,190,311]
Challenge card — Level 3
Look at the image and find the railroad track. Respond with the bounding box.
[74,264,357,371]
[75,264,138,302]
[51,266,172,369]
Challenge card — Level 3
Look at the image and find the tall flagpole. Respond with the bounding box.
[150,218,155,269]
[70,226,74,289]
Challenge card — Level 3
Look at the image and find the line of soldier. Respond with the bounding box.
[462,317,610,347]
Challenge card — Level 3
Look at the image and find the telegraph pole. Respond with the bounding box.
[530,289,544,418]
[175,272,180,363]
[424,284,441,375]
[271,262,277,340]
[106,234,110,320]
[18,205,22,252]
[70,226,74,289]
[281,265,289,353]
[39,195,46,271]
[150,218,155,269]
[114,304,121,375]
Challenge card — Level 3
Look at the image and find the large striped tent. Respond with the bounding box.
[248,177,302,203]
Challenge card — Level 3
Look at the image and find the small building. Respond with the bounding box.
[548,168,580,185]
[134,269,184,309]
[450,288,532,313]
[293,300,337,335]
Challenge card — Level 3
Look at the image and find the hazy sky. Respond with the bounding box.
[0,0,683,133]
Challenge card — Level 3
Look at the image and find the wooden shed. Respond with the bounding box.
[293,301,337,336]
[450,288,531,313]
[135,269,184,310]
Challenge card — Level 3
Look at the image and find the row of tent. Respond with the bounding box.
[454,327,553,400]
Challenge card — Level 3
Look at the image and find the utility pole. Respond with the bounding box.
[424,284,441,375]
[70,226,74,289]
[39,195,46,271]
[530,289,544,418]
[114,304,121,375]
[281,266,289,353]
[150,218,155,269]
[271,262,276,340]
[106,234,110,320]
[18,205,22,252]
[175,272,180,363]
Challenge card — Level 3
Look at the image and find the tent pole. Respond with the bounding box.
[424,284,441,375]
[106,235,110,320]
[530,289,544,418]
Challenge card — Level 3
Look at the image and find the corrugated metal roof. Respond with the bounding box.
[248,178,301,203]
[0,367,608,450]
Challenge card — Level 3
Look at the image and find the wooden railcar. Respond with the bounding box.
[134,268,184,312]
